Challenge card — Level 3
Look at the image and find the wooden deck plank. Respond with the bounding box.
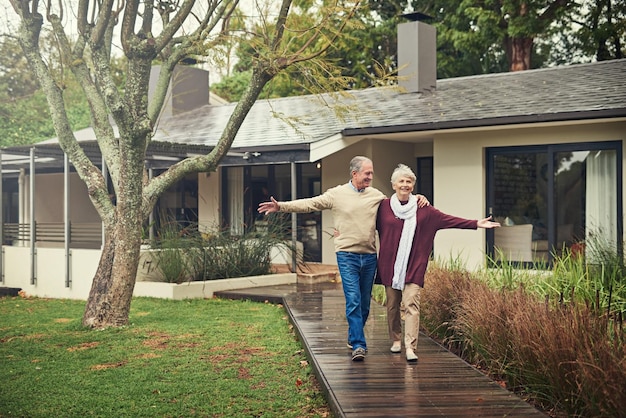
[216,282,546,417]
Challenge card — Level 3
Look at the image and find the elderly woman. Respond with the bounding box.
[376,164,500,362]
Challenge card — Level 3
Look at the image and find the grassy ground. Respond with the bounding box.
[0,296,331,418]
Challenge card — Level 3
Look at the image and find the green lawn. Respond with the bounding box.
[0,296,331,417]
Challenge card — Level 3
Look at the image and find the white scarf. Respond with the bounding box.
[390,194,417,291]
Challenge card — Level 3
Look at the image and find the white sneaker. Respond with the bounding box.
[406,348,418,362]
[390,342,401,353]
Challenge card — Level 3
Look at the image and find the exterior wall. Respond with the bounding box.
[432,132,487,270]
[3,246,100,299]
[371,140,417,194]
[432,120,626,271]
[414,141,434,157]
[3,245,296,300]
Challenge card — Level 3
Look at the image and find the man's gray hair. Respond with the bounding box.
[349,156,372,175]
[390,164,416,184]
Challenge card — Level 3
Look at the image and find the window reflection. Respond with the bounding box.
[223,162,322,262]
[489,144,619,265]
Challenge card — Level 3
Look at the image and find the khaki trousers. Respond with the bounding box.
[385,283,422,351]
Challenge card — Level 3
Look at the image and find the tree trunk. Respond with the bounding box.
[507,37,533,71]
[82,215,143,328]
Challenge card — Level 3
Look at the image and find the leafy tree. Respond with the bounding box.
[0,33,92,146]
[213,0,405,100]
[210,69,252,102]
[0,32,41,97]
[0,90,54,147]
[421,0,576,72]
[214,1,363,100]
[551,0,625,63]
[7,0,361,329]
[216,0,582,102]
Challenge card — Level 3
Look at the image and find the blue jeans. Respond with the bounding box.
[336,251,378,350]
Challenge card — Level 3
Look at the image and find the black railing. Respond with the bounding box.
[3,222,102,247]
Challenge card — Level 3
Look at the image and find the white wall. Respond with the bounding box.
[3,246,100,300]
[3,245,296,300]
[432,131,487,270]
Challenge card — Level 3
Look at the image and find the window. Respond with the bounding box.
[487,141,622,265]
[152,172,199,231]
[222,162,322,261]
[2,179,19,223]
[417,157,434,205]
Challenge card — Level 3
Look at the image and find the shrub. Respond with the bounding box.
[149,214,298,283]
[150,221,204,283]
[422,261,626,417]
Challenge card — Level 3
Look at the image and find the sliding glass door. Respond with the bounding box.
[487,141,622,265]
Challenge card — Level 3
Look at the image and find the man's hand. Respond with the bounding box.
[416,194,430,208]
[258,197,280,215]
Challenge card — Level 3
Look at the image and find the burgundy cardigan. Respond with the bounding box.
[376,200,478,288]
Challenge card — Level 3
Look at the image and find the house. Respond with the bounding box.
[2,15,625,299]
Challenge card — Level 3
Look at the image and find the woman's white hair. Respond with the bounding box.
[390,164,416,184]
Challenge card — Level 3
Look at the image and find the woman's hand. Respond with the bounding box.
[477,216,501,229]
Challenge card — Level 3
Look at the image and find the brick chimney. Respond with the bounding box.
[149,64,210,117]
[397,12,437,94]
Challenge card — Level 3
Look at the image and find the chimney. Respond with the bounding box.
[397,12,437,94]
[149,64,210,117]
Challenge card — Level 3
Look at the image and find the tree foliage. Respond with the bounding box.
[7,0,361,329]
[0,33,91,146]
[213,0,373,100]
[215,0,626,101]
[550,0,625,64]
[213,0,403,100]
[422,0,576,72]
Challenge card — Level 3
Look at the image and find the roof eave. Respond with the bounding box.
[341,108,626,137]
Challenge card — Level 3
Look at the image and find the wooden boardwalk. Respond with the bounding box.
[216,281,546,418]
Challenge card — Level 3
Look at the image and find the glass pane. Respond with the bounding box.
[250,165,270,229]
[492,152,548,262]
[417,157,434,205]
[583,149,618,259]
[227,166,244,235]
[554,151,587,257]
[298,163,322,262]
[274,164,292,201]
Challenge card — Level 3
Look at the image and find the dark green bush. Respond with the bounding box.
[149,215,297,283]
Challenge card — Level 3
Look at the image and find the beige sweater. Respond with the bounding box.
[278,183,385,254]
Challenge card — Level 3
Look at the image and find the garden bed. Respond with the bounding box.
[133,271,297,300]
[132,263,340,300]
